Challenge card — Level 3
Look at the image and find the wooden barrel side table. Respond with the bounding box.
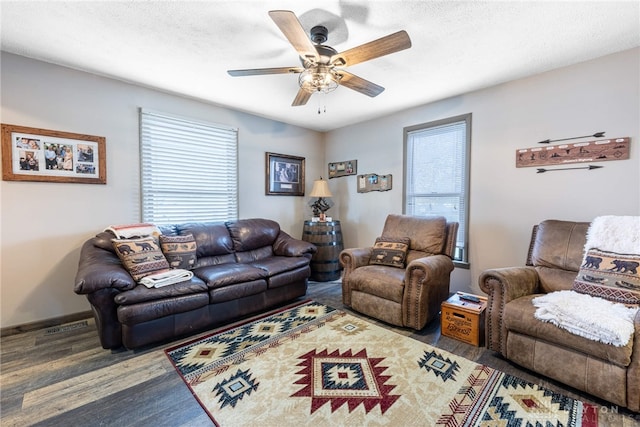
[302,220,344,282]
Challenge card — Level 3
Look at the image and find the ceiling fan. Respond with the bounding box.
[227,10,412,107]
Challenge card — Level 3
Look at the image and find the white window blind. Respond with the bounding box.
[140,109,238,225]
[404,114,470,263]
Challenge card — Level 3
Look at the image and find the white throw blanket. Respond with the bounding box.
[583,215,640,257]
[533,290,638,347]
[139,269,193,288]
[104,223,161,239]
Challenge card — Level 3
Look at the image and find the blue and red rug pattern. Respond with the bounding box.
[165,300,595,426]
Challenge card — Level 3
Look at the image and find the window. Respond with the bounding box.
[140,109,238,225]
[404,113,471,264]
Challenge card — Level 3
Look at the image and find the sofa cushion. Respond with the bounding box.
[175,222,234,257]
[160,234,197,270]
[114,276,208,305]
[117,293,209,325]
[227,218,279,252]
[209,279,267,303]
[249,255,310,276]
[349,265,405,303]
[381,214,446,255]
[503,295,633,368]
[369,237,410,268]
[266,266,310,289]
[193,263,267,289]
[112,237,170,281]
[573,249,640,305]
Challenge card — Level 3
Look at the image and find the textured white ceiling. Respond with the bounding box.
[1,1,639,132]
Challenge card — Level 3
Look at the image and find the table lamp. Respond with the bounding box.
[309,177,333,221]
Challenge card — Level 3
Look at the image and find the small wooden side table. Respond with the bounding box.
[301,220,343,281]
[441,292,488,346]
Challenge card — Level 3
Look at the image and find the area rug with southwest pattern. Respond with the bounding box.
[165,300,597,426]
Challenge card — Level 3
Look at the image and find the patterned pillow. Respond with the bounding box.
[369,237,411,268]
[112,237,170,281]
[160,234,197,270]
[573,249,640,305]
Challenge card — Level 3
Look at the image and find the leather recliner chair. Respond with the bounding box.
[480,219,640,412]
[340,214,458,330]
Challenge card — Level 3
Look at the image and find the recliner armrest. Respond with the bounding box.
[479,266,539,355]
[339,247,373,305]
[403,254,455,329]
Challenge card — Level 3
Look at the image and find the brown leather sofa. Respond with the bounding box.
[480,219,639,412]
[340,214,458,330]
[74,218,316,350]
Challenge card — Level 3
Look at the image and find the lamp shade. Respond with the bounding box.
[309,178,332,198]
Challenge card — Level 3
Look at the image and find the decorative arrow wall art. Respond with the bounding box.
[537,132,605,144]
[536,165,603,173]
[516,137,630,168]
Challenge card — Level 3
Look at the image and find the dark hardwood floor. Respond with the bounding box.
[1,281,638,426]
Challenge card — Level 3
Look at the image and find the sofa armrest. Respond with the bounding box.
[74,239,137,295]
[403,254,455,329]
[339,247,373,305]
[479,267,539,355]
[273,231,317,258]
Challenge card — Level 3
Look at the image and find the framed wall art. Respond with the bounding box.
[328,159,357,178]
[265,152,305,196]
[1,123,106,184]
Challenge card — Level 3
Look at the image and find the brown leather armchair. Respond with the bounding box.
[340,215,458,329]
[480,219,640,411]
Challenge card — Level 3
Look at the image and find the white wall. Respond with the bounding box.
[0,52,324,328]
[2,48,639,328]
[326,48,640,294]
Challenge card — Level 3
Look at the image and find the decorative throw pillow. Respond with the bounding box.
[573,248,640,305]
[369,237,411,268]
[159,234,197,270]
[112,237,170,281]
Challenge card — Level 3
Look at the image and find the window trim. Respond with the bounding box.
[403,113,471,268]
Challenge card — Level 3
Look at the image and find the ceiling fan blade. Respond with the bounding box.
[337,71,385,97]
[331,30,411,67]
[228,67,303,77]
[292,88,312,106]
[269,10,319,62]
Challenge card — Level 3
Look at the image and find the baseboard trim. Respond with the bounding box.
[1,311,93,337]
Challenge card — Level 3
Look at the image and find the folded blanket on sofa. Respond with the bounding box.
[139,269,193,288]
[533,290,638,347]
[104,223,161,239]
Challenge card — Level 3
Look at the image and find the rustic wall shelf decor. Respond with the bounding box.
[357,173,392,193]
[516,137,630,168]
[328,159,357,178]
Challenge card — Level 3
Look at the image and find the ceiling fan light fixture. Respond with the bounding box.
[299,66,339,94]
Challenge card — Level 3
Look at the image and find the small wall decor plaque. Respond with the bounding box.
[516,137,630,168]
[1,123,106,184]
[328,159,357,178]
[357,173,392,193]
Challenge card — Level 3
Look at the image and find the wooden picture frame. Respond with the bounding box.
[265,152,305,196]
[328,159,357,178]
[1,123,106,184]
